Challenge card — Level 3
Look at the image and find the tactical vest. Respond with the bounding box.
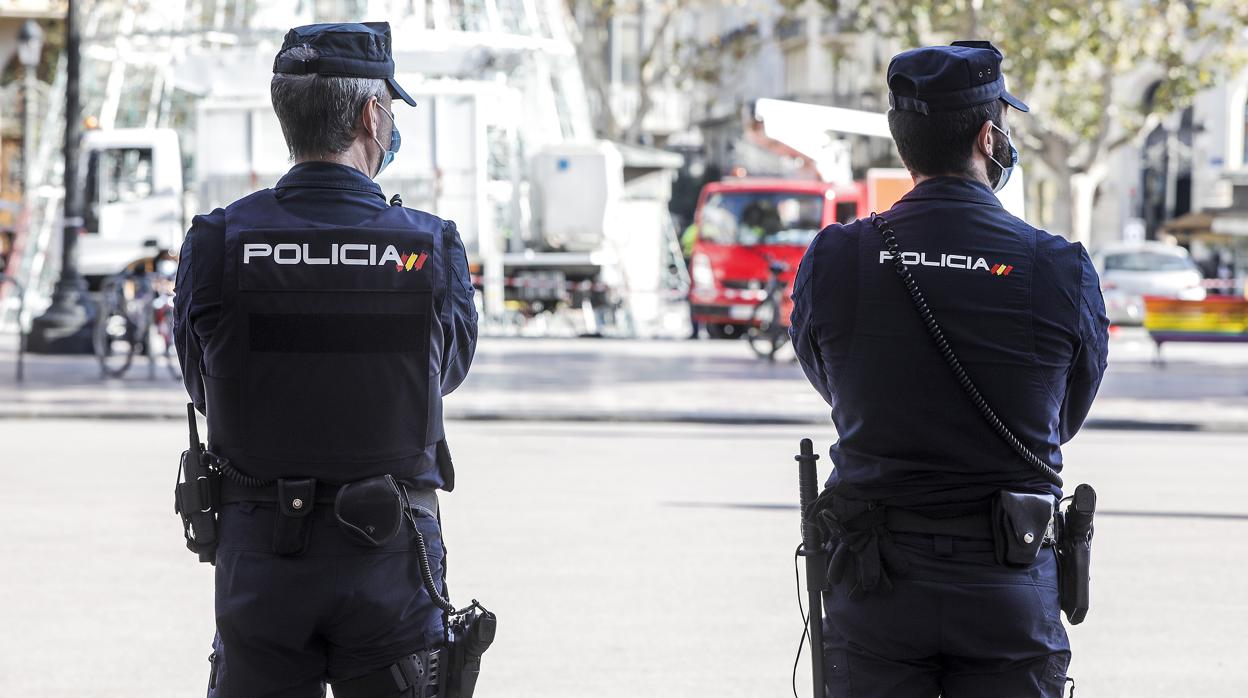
[201,189,447,484]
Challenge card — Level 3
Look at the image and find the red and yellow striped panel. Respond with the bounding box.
[1143,297,1248,335]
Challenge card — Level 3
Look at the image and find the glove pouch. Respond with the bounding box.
[334,474,404,547]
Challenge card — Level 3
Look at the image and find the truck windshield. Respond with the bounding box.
[699,192,823,246]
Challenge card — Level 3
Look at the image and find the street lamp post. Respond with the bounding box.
[18,20,44,206]
[28,0,95,354]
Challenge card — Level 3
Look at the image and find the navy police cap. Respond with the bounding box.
[887,40,1028,115]
[273,22,417,107]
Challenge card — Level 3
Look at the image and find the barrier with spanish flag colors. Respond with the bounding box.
[1143,296,1248,345]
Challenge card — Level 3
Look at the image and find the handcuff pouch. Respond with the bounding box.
[335,474,404,548]
[992,490,1053,566]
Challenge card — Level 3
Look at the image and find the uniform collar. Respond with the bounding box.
[274,161,386,200]
[898,175,1002,207]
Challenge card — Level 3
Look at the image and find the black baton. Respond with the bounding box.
[797,438,825,696]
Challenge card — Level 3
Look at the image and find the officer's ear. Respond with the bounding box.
[362,96,382,141]
[976,120,996,160]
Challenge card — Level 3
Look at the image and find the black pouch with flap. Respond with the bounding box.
[334,474,405,548]
[991,491,1054,566]
[273,478,316,556]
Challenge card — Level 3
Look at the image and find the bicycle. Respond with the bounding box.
[93,253,181,380]
[747,257,792,361]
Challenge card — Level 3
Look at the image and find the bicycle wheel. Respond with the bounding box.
[747,297,788,360]
[93,282,137,378]
[151,303,182,381]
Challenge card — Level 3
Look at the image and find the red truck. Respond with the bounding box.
[688,178,868,339]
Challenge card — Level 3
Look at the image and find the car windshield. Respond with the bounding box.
[1103,251,1198,273]
[699,191,823,246]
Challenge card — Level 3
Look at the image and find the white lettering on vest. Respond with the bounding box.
[340,243,369,265]
[879,250,1000,274]
[273,244,301,264]
[243,243,272,264]
[377,245,403,267]
[241,241,429,271]
[302,243,330,265]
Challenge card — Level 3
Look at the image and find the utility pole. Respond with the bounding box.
[29,0,95,354]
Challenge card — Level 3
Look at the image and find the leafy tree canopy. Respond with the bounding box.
[809,0,1247,166]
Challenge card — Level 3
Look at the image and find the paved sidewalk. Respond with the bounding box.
[1,328,1247,430]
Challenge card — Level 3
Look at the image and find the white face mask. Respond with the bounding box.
[986,123,1018,193]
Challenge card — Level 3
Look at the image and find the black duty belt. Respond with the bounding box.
[885,508,994,540]
[885,505,1058,548]
[220,477,438,516]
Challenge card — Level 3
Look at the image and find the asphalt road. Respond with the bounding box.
[0,420,1245,697]
[5,328,1248,431]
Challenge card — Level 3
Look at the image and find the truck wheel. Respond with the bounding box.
[707,323,742,340]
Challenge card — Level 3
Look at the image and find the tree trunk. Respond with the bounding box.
[1069,173,1097,246]
[1050,167,1075,241]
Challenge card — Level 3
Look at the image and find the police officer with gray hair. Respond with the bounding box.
[174,22,478,697]
[790,41,1108,696]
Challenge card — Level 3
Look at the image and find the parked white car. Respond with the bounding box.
[1091,242,1206,325]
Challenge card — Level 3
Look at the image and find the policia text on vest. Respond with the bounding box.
[172,22,490,697]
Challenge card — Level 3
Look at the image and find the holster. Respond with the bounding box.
[991,491,1054,566]
[272,478,316,556]
[174,448,221,564]
[446,601,497,698]
[1056,484,1097,625]
[331,647,446,698]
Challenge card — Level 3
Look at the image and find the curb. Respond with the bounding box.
[0,405,1245,433]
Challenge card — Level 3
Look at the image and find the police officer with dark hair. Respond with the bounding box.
[790,42,1109,696]
[174,22,477,697]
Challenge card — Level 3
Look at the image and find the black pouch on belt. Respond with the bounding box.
[334,474,404,547]
[991,491,1054,566]
[273,478,316,556]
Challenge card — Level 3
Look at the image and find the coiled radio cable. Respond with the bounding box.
[870,213,1063,488]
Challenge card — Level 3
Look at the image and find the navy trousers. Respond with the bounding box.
[207,500,446,697]
[822,533,1070,698]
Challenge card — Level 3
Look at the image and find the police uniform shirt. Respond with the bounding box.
[173,161,477,491]
[789,176,1110,509]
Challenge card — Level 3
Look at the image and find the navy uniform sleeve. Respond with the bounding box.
[1058,246,1110,442]
[173,209,225,414]
[789,226,838,408]
[439,219,478,395]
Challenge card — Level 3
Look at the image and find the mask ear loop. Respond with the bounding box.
[368,98,396,178]
[986,122,1016,192]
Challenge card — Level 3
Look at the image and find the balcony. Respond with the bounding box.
[0,1,65,19]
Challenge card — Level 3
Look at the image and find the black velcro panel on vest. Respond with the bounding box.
[250,313,425,354]
[233,228,436,478]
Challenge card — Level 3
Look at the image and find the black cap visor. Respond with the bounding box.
[387,77,417,107]
[1000,89,1029,113]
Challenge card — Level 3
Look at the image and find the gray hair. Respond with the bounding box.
[270,45,390,160]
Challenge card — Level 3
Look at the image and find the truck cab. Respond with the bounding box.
[79,128,184,286]
[688,178,865,338]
